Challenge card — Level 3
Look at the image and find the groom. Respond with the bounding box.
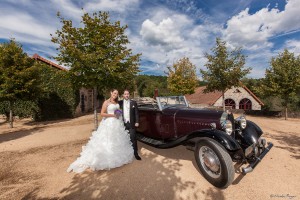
[119,89,141,160]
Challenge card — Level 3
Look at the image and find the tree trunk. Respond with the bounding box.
[222,91,225,111]
[93,86,98,130]
[9,101,13,128]
[285,106,288,120]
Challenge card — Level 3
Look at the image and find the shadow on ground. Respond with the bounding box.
[57,141,225,200]
[1,140,226,199]
[0,151,44,200]
[59,152,196,199]
[265,131,300,159]
[0,127,45,143]
[0,141,86,200]
[140,142,247,191]
[24,117,73,126]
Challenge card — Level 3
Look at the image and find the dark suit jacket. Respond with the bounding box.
[118,99,139,128]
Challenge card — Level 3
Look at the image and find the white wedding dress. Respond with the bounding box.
[67,103,134,173]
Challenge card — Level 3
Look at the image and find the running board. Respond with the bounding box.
[136,133,165,146]
[136,132,186,149]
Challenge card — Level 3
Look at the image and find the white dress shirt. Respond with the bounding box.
[123,99,130,123]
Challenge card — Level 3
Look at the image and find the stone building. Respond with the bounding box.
[185,84,264,110]
[76,88,95,114]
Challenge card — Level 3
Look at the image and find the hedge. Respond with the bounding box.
[34,63,79,121]
[0,63,79,121]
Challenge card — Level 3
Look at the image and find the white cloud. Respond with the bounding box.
[0,13,55,42]
[53,0,83,19]
[223,7,278,50]
[0,0,141,46]
[248,67,267,78]
[85,0,139,12]
[0,1,66,47]
[140,9,194,49]
[223,0,300,50]
[276,0,300,33]
[243,37,300,78]
[140,18,184,50]
[285,39,300,55]
[1,0,298,79]
[246,49,272,69]
[137,8,223,77]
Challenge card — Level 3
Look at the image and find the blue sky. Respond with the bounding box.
[0,0,299,78]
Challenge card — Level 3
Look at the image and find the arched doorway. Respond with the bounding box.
[225,99,236,109]
[239,98,252,110]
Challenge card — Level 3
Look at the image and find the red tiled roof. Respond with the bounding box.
[240,83,264,106]
[32,53,67,71]
[185,86,223,105]
[185,84,264,106]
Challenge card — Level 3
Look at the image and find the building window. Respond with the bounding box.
[225,99,236,109]
[239,98,252,110]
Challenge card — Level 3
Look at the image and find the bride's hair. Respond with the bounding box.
[110,88,118,93]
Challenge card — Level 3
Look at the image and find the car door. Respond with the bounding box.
[138,108,162,139]
[160,108,177,139]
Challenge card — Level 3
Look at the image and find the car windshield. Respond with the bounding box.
[156,96,188,110]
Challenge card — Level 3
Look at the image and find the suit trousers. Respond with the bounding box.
[124,122,138,155]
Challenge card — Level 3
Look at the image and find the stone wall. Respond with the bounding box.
[75,88,100,116]
[213,87,262,110]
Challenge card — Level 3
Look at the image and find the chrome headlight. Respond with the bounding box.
[210,123,216,129]
[220,112,233,135]
[222,120,233,135]
[236,115,247,129]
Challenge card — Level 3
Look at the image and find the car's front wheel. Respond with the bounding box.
[194,139,235,188]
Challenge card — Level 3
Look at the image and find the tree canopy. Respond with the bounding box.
[51,11,140,92]
[51,11,140,129]
[167,57,198,95]
[0,39,41,127]
[200,38,251,110]
[258,49,300,119]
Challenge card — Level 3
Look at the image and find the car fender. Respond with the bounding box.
[187,129,241,151]
[240,120,263,146]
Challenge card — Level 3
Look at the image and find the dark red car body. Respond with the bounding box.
[135,96,273,188]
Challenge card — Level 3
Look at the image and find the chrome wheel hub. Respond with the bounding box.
[199,146,221,178]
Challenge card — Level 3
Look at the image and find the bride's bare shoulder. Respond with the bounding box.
[102,100,110,106]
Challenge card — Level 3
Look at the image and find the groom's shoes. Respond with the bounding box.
[135,154,141,160]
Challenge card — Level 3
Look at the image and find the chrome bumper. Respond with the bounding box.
[242,142,273,174]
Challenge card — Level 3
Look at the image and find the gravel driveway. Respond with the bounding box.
[0,114,299,200]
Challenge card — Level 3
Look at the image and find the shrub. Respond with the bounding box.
[34,63,79,121]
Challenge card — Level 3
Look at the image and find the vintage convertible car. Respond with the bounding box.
[136,96,273,188]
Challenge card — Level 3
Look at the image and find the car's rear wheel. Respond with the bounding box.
[194,139,235,188]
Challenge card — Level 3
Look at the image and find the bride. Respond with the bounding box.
[67,89,134,173]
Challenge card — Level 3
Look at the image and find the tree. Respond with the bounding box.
[51,11,140,129]
[241,77,264,97]
[0,100,39,121]
[135,75,169,97]
[0,40,41,128]
[200,38,251,111]
[258,49,300,120]
[167,57,198,95]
